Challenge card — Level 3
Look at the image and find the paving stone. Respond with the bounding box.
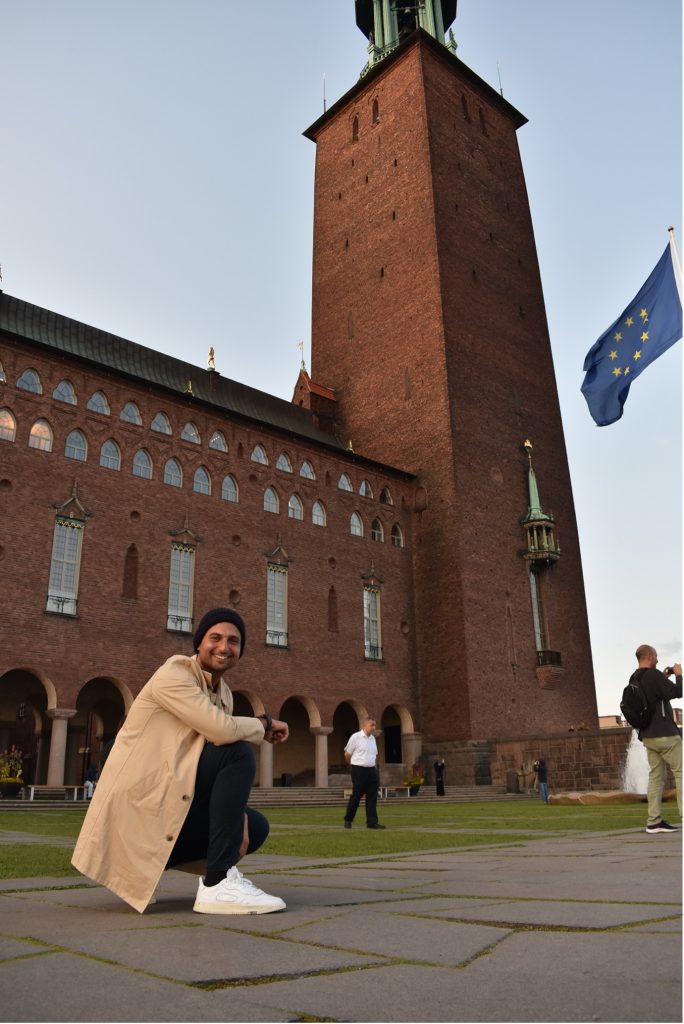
[421,898,681,929]
[281,907,511,964]
[0,951,289,1022]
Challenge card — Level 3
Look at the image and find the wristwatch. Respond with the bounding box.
[260,712,273,733]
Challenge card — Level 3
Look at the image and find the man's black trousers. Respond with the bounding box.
[167,740,268,886]
[344,765,379,826]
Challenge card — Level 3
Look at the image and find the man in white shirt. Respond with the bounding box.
[343,717,386,829]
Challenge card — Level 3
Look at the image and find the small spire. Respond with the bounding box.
[297,340,306,371]
[346,439,354,452]
[207,347,215,371]
[184,379,194,395]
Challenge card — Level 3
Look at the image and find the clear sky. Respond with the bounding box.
[1,1,681,716]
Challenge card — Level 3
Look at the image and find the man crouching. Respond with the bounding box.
[72,607,288,915]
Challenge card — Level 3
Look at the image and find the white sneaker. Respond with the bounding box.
[193,866,286,915]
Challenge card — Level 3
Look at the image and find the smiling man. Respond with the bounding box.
[72,607,289,915]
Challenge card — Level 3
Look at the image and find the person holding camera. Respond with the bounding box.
[533,758,549,803]
[631,645,682,834]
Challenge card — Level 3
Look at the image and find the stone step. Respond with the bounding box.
[0,784,517,811]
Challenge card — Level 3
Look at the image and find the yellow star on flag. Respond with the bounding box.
[612,367,622,377]
[633,350,641,360]
[641,331,649,343]
[614,331,622,342]
[624,366,630,376]
[640,308,649,321]
[609,350,618,360]
[625,316,634,327]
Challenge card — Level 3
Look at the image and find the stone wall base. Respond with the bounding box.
[423,729,649,792]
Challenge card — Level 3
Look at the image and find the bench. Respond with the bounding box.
[343,787,389,799]
[27,785,86,801]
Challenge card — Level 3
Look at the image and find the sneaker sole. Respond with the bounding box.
[645,827,678,833]
[193,900,286,915]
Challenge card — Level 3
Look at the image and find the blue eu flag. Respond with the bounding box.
[581,239,682,426]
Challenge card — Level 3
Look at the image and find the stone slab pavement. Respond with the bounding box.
[0,828,680,1023]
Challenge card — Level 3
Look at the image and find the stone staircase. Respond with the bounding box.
[0,783,516,811]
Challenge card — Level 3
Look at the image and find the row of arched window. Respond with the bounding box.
[2,366,396,501]
[0,409,405,545]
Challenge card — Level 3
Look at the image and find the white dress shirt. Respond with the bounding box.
[345,730,378,767]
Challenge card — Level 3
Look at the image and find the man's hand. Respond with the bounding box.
[265,718,289,744]
[672,662,682,677]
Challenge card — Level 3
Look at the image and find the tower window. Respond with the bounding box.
[28,419,53,452]
[53,380,77,404]
[221,474,239,503]
[209,430,228,451]
[87,390,110,415]
[352,115,359,142]
[251,444,269,465]
[120,401,142,425]
[151,411,172,435]
[266,564,288,647]
[0,408,17,442]
[372,98,379,124]
[132,449,153,479]
[65,429,87,462]
[350,512,363,537]
[264,486,279,514]
[371,519,384,542]
[181,421,201,444]
[167,543,195,633]
[17,368,42,394]
[391,524,404,548]
[338,473,353,492]
[312,500,326,527]
[193,466,211,495]
[46,517,84,615]
[288,494,303,520]
[100,439,121,471]
[364,585,382,660]
[164,458,182,488]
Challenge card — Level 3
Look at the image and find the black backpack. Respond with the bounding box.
[620,670,653,730]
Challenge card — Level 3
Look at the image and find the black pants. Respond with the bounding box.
[344,765,379,826]
[167,740,269,885]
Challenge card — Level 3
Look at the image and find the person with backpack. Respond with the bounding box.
[626,645,682,834]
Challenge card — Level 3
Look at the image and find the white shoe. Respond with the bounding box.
[193,866,286,915]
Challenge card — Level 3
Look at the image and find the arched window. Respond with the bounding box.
[251,444,268,465]
[300,459,315,480]
[120,401,142,425]
[0,361,6,383]
[132,449,152,479]
[122,544,138,600]
[151,411,172,434]
[359,479,373,498]
[352,114,359,142]
[53,380,77,404]
[379,486,394,505]
[372,98,379,124]
[181,421,200,444]
[264,486,279,513]
[371,518,384,542]
[0,408,17,442]
[17,368,42,394]
[221,474,239,503]
[209,430,228,452]
[338,473,353,492]
[350,512,363,537]
[28,419,53,451]
[163,458,182,488]
[87,390,110,415]
[276,452,293,473]
[193,466,211,495]
[65,429,87,462]
[288,494,303,520]
[391,524,404,548]
[100,439,121,471]
[312,500,326,526]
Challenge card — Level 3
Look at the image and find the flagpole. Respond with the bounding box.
[668,225,683,306]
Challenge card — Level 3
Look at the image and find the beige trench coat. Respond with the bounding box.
[71,654,265,913]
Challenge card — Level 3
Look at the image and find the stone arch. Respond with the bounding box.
[0,667,58,784]
[71,676,131,782]
[379,702,416,765]
[231,688,264,716]
[273,695,321,786]
[330,699,370,771]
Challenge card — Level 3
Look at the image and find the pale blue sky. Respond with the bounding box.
[1,1,681,715]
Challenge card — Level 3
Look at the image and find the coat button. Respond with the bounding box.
[182,794,190,801]
[165,834,174,842]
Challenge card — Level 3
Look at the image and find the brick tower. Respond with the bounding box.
[305,2,598,749]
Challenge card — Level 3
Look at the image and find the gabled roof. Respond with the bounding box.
[0,291,346,451]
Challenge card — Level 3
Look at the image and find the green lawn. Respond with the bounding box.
[0,800,653,881]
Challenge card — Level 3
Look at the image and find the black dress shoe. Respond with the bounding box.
[367,823,386,829]
[344,821,352,829]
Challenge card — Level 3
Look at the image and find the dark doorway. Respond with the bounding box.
[384,724,402,763]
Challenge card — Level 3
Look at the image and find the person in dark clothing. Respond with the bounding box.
[434,758,446,796]
[631,644,682,833]
[533,758,549,802]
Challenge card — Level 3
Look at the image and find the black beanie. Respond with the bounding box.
[193,608,246,657]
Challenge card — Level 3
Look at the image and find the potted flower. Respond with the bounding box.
[0,746,24,798]
[402,764,425,796]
